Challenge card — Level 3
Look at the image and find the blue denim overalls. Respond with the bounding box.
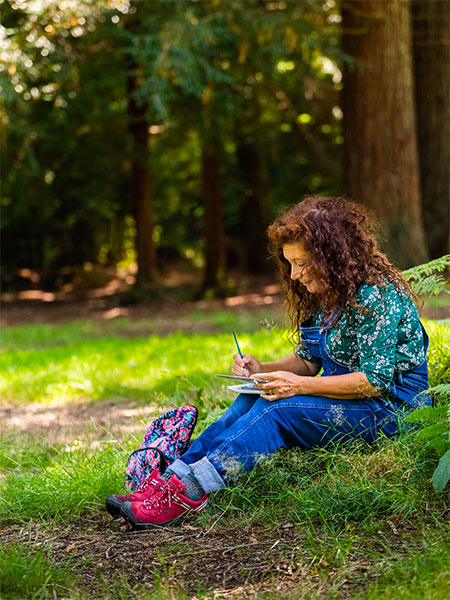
[300,310,431,410]
[169,316,431,493]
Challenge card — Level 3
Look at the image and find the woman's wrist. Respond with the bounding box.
[260,361,276,373]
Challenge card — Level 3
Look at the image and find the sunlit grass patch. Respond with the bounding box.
[424,319,450,387]
[0,328,290,405]
[1,318,447,406]
[0,308,283,353]
[0,320,100,352]
[0,433,60,472]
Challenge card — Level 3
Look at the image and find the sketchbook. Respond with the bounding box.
[214,374,267,394]
[226,383,263,395]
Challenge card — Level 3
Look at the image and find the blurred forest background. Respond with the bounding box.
[1,0,449,299]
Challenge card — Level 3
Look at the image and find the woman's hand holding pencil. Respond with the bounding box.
[231,331,264,377]
[231,353,264,377]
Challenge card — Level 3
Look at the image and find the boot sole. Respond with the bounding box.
[120,502,197,529]
[105,495,123,519]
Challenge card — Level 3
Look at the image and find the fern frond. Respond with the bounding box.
[402,255,450,297]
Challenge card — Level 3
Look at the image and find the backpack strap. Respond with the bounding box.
[128,446,169,474]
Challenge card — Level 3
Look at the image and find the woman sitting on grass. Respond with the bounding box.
[108,196,431,528]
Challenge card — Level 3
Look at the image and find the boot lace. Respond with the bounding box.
[142,480,174,511]
[136,478,150,492]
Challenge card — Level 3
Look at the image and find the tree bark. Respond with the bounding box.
[412,0,450,258]
[202,137,226,289]
[237,141,271,273]
[124,1,156,287]
[126,75,156,286]
[341,0,428,268]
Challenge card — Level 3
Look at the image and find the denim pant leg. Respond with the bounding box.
[183,395,402,493]
[170,393,257,483]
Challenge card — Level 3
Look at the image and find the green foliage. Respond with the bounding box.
[405,386,450,493]
[400,256,450,493]
[1,0,343,275]
[433,449,450,495]
[402,254,450,297]
[1,0,130,270]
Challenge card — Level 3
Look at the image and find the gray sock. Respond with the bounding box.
[161,469,174,481]
[180,473,205,500]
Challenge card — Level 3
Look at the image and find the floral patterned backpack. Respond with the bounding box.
[125,405,198,491]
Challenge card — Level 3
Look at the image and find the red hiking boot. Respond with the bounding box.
[105,468,163,518]
[120,473,208,528]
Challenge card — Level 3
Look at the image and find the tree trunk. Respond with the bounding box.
[237,141,271,273]
[412,0,450,258]
[341,0,428,268]
[124,1,156,287]
[202,138,226,289]
[127,77,156,286]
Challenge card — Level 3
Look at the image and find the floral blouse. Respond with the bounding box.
[295,283,427,394]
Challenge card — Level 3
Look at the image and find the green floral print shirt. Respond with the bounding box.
[295,283,427,394]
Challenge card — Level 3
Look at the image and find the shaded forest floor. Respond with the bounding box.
[1,266,448,327]
[1,269,284,328]
[3,510,448,600]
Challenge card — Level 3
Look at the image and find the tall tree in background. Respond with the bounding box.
[412,0,450,258]
[341,0,428,267]
[124,1,156,286]
[236,137,271,272]
[202,134,226,290]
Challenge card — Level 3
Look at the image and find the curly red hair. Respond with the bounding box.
[267,196,413,342]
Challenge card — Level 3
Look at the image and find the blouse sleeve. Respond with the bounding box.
[355,284,404,394]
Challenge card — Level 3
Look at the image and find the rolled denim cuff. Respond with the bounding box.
[189,456,226,494]
[169,458,191,480]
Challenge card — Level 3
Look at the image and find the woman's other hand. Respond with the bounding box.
[232,354,263,377]
[257,371,304,401]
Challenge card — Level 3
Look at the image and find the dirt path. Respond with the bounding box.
[0,397,163,445]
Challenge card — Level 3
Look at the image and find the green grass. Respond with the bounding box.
[204,435,443,531]
[348,525,450,600]
[424,319,450,387]
[1,317,447,405]
[0,307,282,352]
[0,327,290,404]
[0,439,127,521]
[0,313,449,598]
[0,542,77,599]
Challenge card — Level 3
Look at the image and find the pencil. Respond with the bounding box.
[232,330,248,376]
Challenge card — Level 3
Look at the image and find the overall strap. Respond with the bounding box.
[321,309,342,330]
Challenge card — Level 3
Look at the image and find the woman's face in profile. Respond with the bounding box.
[282,241,321,294]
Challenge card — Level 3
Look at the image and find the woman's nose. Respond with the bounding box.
[291,265,306,279]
